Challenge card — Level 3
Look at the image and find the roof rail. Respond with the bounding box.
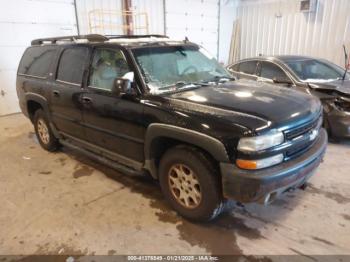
[106,34,169,39]
[31,34,108,46]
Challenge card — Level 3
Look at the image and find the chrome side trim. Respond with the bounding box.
[17,73,47,79]
[56,79,81,86]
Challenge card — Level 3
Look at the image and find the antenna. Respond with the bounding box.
[342,45,349,81]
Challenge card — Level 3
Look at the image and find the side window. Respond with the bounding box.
[89,48,130,91]
[18,46,56,77]
[57,47,89,84]
[229,63,240,72]
[260,62,288,80]
[239,61,257,75]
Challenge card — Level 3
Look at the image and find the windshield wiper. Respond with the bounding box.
[158,76,235,92]
[342,45,349,81]
[159,81,208,91]
[201,75,235,84]
[213,76,236,82]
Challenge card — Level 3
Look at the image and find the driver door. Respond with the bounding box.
[81,47,145,166]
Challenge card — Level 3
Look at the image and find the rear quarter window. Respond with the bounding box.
[18,46,57,78]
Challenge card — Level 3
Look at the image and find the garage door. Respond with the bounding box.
[0,0,77,116]
[165,0,219,58]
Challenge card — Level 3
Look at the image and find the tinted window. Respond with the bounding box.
[239,61,257,75]
[229,63,239,71]
[286,59,349,81]
[260,62,288,80]
[89,48,130,91]
[57,47,89,84]
[18,46,56,77]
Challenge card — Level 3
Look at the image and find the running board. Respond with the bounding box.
[59,139,145,177]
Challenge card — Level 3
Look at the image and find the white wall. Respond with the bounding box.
[218,0,239,64]
[0,0,77,116]
[165,0,220,58]
[235,0,350,66]
[132,0,165,35]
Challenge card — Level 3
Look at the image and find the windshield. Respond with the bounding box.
[286,59,350,82]
[132,45,231,94]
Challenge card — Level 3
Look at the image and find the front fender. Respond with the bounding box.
[144,123,230,178]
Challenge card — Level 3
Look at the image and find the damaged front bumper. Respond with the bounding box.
[220,128,328,204]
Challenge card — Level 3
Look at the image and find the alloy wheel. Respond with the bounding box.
[168,164,202,209]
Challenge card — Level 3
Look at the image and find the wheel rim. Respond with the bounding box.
[37,118,50,144]
[168,164,202,209]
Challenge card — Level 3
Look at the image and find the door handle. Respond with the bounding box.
[53,90,60,97]
[82,96,93,104]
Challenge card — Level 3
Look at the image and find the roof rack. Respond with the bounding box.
[106,34,168,39]
[31,34,108,46]
[31,34,170,46]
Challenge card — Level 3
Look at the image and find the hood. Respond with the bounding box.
[166,80,321,133]
[308,79,350,96]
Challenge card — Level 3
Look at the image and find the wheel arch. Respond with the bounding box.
[25,93,49,122]
[25,93,60,138]
[144,124,229,179]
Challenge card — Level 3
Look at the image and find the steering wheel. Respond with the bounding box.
[181,66,198,75]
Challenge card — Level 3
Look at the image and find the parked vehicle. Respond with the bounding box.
[227,56,350,139]
[17,35,327,221]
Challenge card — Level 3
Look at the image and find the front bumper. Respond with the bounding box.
[220,128,328,204]
[327,110,350,138]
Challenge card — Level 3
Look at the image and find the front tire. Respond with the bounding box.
[33,109,60,152]
[159,145,224,222]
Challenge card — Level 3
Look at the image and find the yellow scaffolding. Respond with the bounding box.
[88,9,149,35]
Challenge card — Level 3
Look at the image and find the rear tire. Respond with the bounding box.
[159,145,224,222]
[33,109,60,152]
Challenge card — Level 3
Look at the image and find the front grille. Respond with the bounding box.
[285,115,321,141]
[283,114,322,160]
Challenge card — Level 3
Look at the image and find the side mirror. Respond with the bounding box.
[112,78,131,96]
[273,76,293,85]
[112,72,135,96]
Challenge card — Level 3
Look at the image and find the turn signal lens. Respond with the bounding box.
[236,154,284,170]
[236,159,257,170]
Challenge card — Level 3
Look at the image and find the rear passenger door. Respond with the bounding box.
[49,46,90,140]
[228,60,258,80]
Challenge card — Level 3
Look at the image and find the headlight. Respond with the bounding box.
[238,130,284,152]
[236,154,284,170]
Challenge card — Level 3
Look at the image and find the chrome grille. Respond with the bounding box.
[285,115,321,141]
[283,114,322,160]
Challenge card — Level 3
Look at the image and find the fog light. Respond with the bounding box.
[236,154,284,170]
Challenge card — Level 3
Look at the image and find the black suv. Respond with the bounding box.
[17,34,327,221]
